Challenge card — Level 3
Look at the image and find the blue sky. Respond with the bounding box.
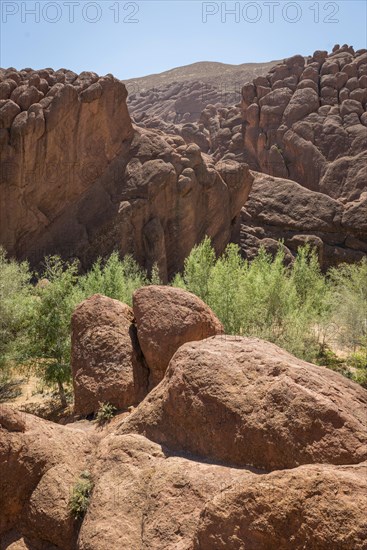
[1,1,366,80]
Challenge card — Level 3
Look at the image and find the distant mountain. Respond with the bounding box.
[124,60,279,92]
[125,60,279,127]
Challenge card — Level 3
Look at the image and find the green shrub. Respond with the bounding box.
[181,236,215,303]
[0,247,36,375]
[95,402,117,425]
[176,239,328,363]
[69,471,94,519]
[27,256,81,406]
[348,348,367,369]
[328,259,367,350]
[78,252,147,306]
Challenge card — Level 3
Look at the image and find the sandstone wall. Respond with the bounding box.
[0,68,133,258]
[0,68,252,280]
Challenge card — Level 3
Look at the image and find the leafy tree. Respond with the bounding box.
[78,251,147,305]
[207,243,246,334]
[29,256,80,406]
[182,236,215,303]
[0,248,35,380]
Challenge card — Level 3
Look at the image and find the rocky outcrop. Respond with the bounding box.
[105,133,252,281]
[194,462,367,550]
[241,47,367,194]
[241,172,367,268]
[238,45,367,265]
[118,336,367,470]
[20,128,253,280]
[1,326,367,548]
[0,68,253,280]
[71,294,148,416]
[0,67,133,259]
[127,46,367,270]
[133,285,223,388]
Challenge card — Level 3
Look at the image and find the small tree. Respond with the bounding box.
[0,248,35,381]
[78,251,147,305]
[29,256,80,407]
[182,236,216,302]
[208,243,245,334]
[328,258,367,350]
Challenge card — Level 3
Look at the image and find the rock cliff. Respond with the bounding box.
[0,68,252,280]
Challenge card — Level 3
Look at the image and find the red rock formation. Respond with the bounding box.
[118,336,367,470]
[0,406,91,547]
[241,172,367,268]
[133,285,223,388]
[194,462,367,550]
[1,295,367,548]
[239,45,367,266]
[241,47,367,196]
[0,68,253,280]
[71,294,148,416]
[0,68,133,259]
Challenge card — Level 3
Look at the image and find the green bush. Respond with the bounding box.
[69,471,94,519]
[176,240,328,363]
[328,259,367,350]
[78,251,147,306]
[95,402,117,425]
[348,348,367,370]
[179,236,215,303]
[0,248,36,374]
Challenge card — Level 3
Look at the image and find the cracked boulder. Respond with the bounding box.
[71,294,148,416]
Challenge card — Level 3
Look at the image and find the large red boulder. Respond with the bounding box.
[0,406,90,548]
[71,294,148,416]
[132,286,223,388]
[194,462,367,550]
[118,336,367,470]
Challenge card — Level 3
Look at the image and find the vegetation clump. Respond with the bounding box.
[95,402,117,425]
[69,471,94,519]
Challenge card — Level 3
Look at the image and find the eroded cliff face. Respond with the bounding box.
[240,171,367,269]
[0,68,133,257]
[1,45,366,275]
[241,46,367,193]
[123,45,367,270]
[0,67,252,280]
[239,45,367,266]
